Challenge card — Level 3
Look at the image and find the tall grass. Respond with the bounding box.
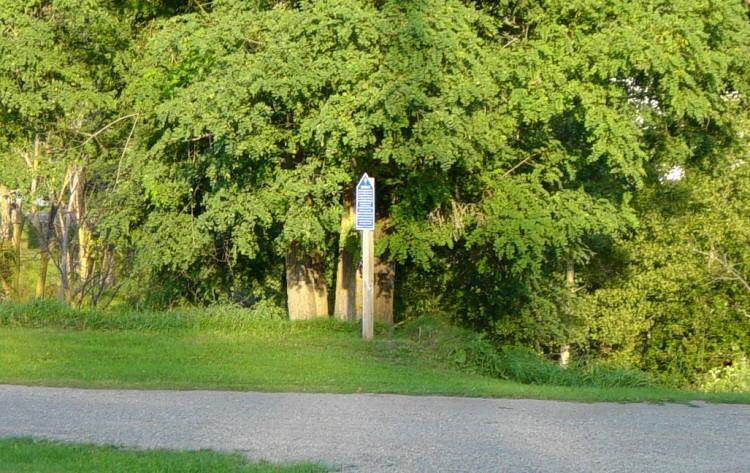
[488,346,653,388]
[397,316,654,389]
[0,299,354,335]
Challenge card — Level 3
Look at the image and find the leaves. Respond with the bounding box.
[1,0,748,383]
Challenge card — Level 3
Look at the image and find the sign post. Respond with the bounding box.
[355,173,375,340]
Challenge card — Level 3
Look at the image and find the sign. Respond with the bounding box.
[355,173,375,231]
[355,173,376,340]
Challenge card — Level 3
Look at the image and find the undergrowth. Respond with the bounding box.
[0,299,354,335]
[393,315,655,389]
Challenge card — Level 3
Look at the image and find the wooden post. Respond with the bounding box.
[355,173,376,340]
[362,228,374,340]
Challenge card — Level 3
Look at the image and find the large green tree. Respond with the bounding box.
[428,0,750,358]
[583,127,750,385]
[120,0,509,315]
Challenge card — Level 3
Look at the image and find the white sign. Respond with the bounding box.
[355,173,375,231]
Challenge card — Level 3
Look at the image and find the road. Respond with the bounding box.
[0,385,748,472]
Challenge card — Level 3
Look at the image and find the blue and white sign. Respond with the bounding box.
[355,173,375,231]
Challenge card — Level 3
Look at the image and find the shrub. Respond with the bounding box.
[699,360,750,393]
[400,315,654,389]
[0,242,15,296]
[480,346,653,389]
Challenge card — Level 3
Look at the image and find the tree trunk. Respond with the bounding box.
[78,225,94,282]
[286,243,328,320]
[69,165,93,281]
[375,220,396,325]
[334,248,359,321]
[0,186,11,242]
[334,209,395,324]
[33,205,56,300]
[311,253,329,318]
[57,211,72,304]
[373,223,395,324]
[374,257,395,325]
[334,191,358,322]
[11,203,23,300]
[560,261,575,367]
[36,251,49,299]
[91,247,115,308]
[560,345,571,367]
[0,237,12,300]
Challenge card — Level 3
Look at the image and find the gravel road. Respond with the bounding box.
[0,385,748,472]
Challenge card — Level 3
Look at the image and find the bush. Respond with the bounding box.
[699,360,750,393]
[0,241,15,292]
[471,345,653,389]
[399,315,654,389]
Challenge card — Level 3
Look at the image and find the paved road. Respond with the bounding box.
[1,385,749,472]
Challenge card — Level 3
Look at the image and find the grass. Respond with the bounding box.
[0,301,748,403]
[395,316,657,389]
[0,438,326,473]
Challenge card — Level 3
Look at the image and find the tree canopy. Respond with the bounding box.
[1,0,749,385]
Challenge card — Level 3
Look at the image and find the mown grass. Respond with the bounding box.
[0,300,748,404]
[0,438,327,473]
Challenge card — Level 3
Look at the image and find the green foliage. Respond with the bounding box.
[397,316,654,389]
[0,0,128,178]
[1,0,749,387]
[582,156,750,386]
[390,0,750,367]
[0,0,140,307]
[0,241,14,284]
[491,347,653,389]
[115,0,509,302]
[700,359,750,393]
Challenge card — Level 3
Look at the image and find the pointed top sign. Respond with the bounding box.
[355,173,375,231]
[357,173,373,190]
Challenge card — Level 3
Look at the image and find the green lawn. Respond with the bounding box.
[0,438,326,473]
[1,325,748,404]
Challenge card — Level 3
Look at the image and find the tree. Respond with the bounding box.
[121,0,504,318]
[0,0,131,303]
[430,0,750,358]
[583,143,750,384]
